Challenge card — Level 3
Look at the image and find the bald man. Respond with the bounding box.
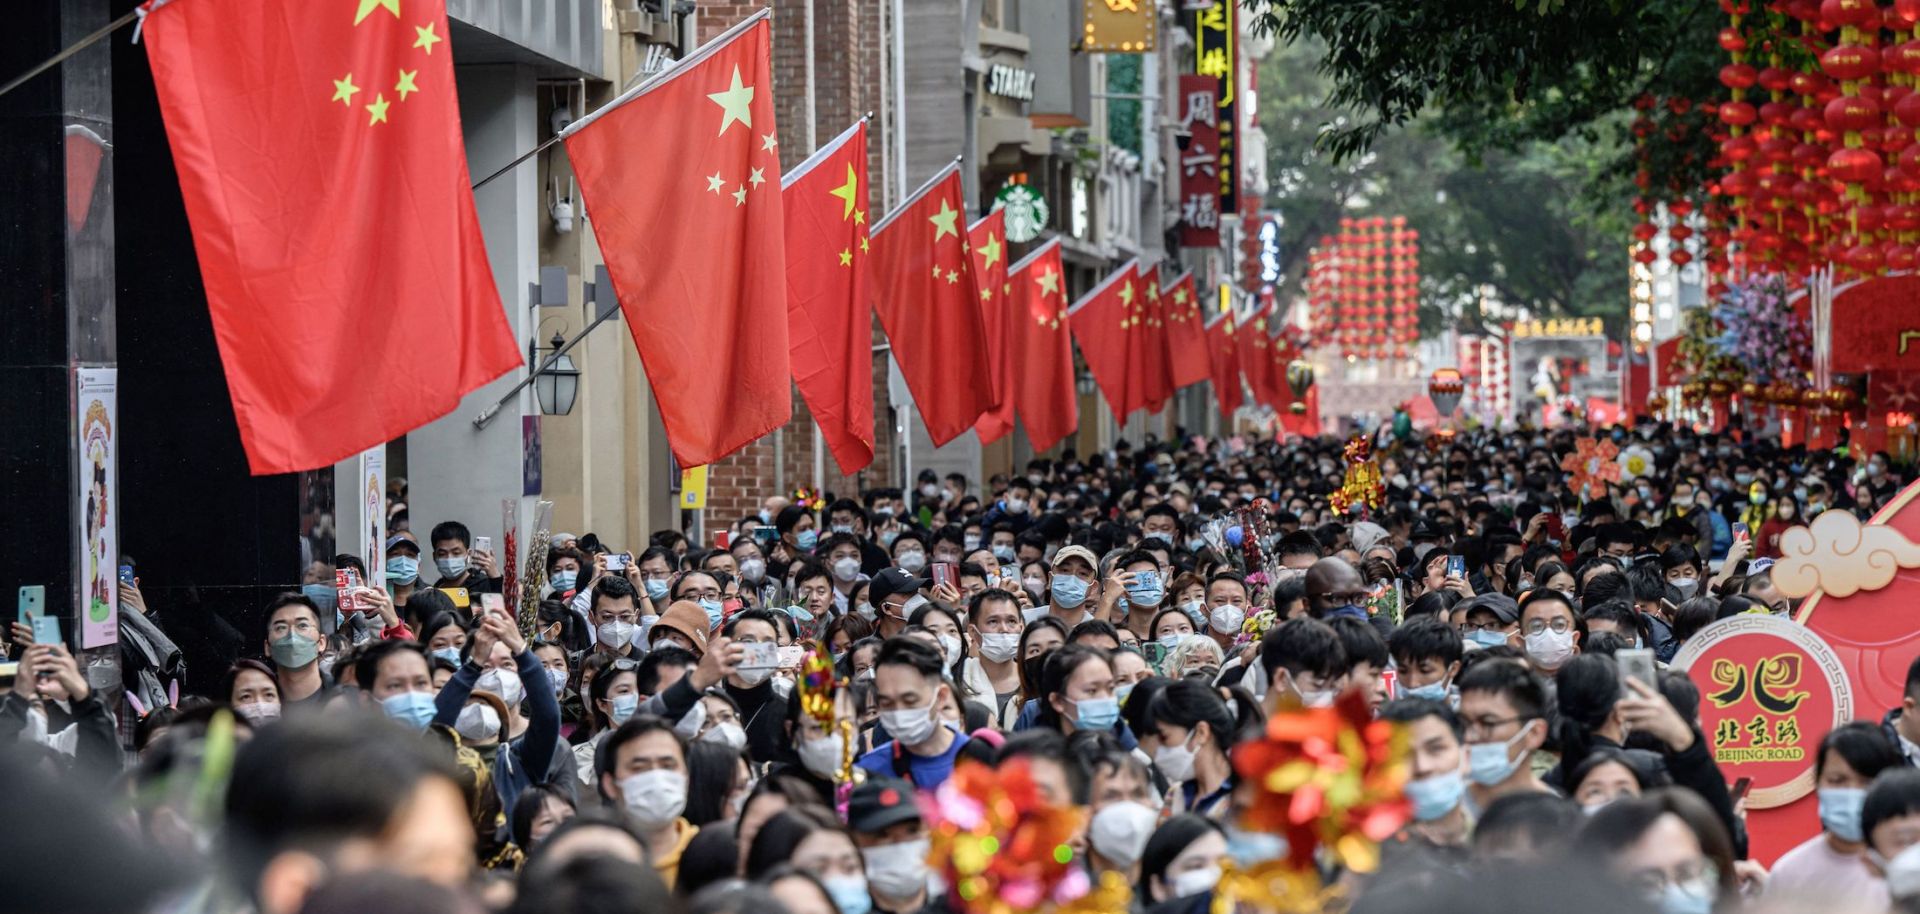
[1303,557,1394,641]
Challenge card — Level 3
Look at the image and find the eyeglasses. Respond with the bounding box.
[1623,858,1717,895]
[1522,617,1573,636]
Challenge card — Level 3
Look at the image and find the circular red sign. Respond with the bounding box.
[1670,614,1853,809]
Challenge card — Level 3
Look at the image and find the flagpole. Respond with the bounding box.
[871,157,964,233]
[804,0,826,496]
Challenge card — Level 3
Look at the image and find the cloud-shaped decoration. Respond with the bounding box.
[1773,510,1920,599]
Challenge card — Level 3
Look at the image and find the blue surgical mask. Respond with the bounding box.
[1819,786,1868,843]
[1467,722,1534,786]
[1656,879,1717,914]
[1074,696,1120,731]
[699,598,725,628]
[1465,629,1509,649]
[822,875,873,914]
[550,569,578,593]
[644,579,670,601]
[385,555,419,583]
[1223,824,1287,868]
[381,691,437,730]
[1406,680,1450,702]
[796,528,819,550]
[430,647,462,667]
[1185,537,1208,552]
[1405,770,1464,821]
[1116,682,1136,707]
[609,692,639,726]
[1051,575,1089,609]
[1125,581,1165,608]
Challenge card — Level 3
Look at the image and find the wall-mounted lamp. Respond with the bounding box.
[533,333,580,416]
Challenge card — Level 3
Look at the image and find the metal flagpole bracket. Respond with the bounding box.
[472,302,622,429]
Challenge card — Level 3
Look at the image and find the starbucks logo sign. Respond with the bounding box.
[992,183,1049,243]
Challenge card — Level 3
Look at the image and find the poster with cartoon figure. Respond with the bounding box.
[76,368,118,648]
[359,446,386,588]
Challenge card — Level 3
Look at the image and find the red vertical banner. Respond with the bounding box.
[1177,75,1221,248]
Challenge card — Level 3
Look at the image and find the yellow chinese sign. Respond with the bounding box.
[679,465,709,510]
[1510,317,1604,338]
[1084,0,1155,52]
[1188,0,1236,212]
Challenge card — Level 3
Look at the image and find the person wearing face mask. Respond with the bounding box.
[889,530,931,577]
[1388,615,1463,706]
[262,594,334,707]
[1659,545,1705,601]
[1137,814,1228,904]
[1768,722,1903,908]
[382,532,424,607]
[714,609,793,766]
[1260,618,1349,711]
[545,545,587,604]
[1148,679,1258,821]
[1081,744,1161,878]
[594,715,699,888]
[856,638,970,790]
[1045,546,1101,626]
[847,776,938,914]
[1456,660,1553,807]
[1756,493,1800,559]
[1515,589,1583,676]
[1103,551,1168,641]
[1032,645,1122,743]
[1200,572,1255,651]
[426,520,503,594]
[980,480,1036,534]
[826,498,893,576]
[431,611,573,811]
[1303,557,1395,643]
[775,504,820,564]
[1379,698,1471,849]
[1571,790,1739,914]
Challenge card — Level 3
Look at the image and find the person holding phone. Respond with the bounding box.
[428,520,502,594]
[0,634,119,778]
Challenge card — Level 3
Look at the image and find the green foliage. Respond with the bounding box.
[1105,54,1142,155]
[1258,36,1627,339]
[1241,0,1723,213]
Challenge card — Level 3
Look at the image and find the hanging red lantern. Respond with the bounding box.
[1829,147,1885,184]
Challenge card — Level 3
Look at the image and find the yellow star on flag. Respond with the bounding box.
[706,172,726,194]
[394,69,418,101]
[1147,281,1159,299]
[860,236,870,252]
[839,249,853,267]
[946,269,959,284]
[980,288,993,301]
[762,132,779,152]
[732,186,747,206]
[929,199,960,241]
[413,22,441,53]
[365,92,390,125]
[979,233,1002,268]
[932,265,944,280]
[1036,267,1061,297]
[748,167,766,188]
[829,165,859,219]
[355,0,401,26]
[708,65,755,136]
[1119,281,1135,306]
[331,73,359,106]
[1173,287,1190,304]
[854,210,866,224]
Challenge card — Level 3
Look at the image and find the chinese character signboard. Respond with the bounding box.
[1083,0,1155,52]
[1673,613,1853,861]
[1178,75,1220,248]
[1189,1,1236,214]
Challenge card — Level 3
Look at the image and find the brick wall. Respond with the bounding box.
[698,1,899,512]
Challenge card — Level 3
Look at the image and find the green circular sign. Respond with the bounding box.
[992,183,1050,243]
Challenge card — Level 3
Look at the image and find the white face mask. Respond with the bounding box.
[1154,733,1198,783]
[1523,627,1576,670]
[597,620,637,650]
[235,701,281,726]
[881,704,939,746]
[1209,604,1245,634]
[701,721,748,751]
[978,632,1020,663]
[618,768,689,828]
[455,703,502,742]
[833,557,862,583]
[798,733,845,777]
[937,635,962,666]
[862,838,932,901]
[1089,801,1159,867]
[1168,865,1223,899]
[897,550,927,574]
[475,668,524,707]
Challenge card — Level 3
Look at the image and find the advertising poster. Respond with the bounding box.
[359,445,386,585]
[76,368,118,649]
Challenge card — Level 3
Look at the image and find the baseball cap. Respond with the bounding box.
[848,776,921,834]
[868,567,928,608]
[384,532,420,555]
[1050,545,1098,571]
[1458,593,1519,625]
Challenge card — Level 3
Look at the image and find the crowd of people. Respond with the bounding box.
[7,422,1920,914]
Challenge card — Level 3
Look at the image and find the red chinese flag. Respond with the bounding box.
[141,0,521,474]
[869,164,991,445]
[1008,239,1076,452]
[781,121,874,473]
[1203,308,1244,416]
[1163,273,1212,389]
[1242,306,1286,409]
[1130,267,1172,413]
[1069,261,1142,421]
[562,12,788,467]
[969,211,1016,443]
